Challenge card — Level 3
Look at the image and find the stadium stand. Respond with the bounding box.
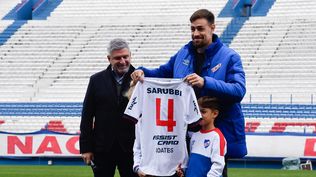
[0,0,315,133]
[32,0,63,20]
[0,115,80,134]
[0,0,21,20]
[0,0,315,155]
[267,0,316,17]
[0,0,315,168]
[0,102,315,134]
[233,17,316,104]
[244,121,260,132]
[1,0,315,104]
[47,0,227,21]
[45,120,67,133]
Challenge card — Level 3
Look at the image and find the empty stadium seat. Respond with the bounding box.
[45,120,67,133]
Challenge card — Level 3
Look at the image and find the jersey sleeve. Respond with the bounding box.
[185,85,201,124]
[207,132,226,177]
[124,82,143,123]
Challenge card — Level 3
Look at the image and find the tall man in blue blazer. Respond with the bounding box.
[80,38,137,177]
[131,9,247,177]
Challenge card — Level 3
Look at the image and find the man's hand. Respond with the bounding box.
[130,70,144,84]
[184,73,204,88]
[82,152,94,165]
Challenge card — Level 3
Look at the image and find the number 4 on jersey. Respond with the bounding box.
[155,98,176,132]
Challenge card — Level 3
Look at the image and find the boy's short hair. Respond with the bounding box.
[197,96,222,112]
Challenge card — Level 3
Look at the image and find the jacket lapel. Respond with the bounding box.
[121,65,135,94]
[103,66,118,103]
[102,65,135,104]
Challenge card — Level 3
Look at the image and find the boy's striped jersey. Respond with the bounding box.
[186,128,227,177]
[124,77,201,176]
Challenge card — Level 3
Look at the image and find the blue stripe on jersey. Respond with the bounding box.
[185,153,211,177]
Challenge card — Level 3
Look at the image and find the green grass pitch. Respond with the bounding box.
[0,165,315,177]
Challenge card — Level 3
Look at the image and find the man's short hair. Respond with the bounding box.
[198,96,222,112]
[107,38,130,55]
[190,9,215,24]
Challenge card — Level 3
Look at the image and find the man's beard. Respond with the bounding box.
[115,65,130,76]
[193,41,206,48]
[192,37,206,48]
[193,43,204,48]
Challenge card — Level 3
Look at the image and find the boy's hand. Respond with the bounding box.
[137,169,147,177]
[176,164,185,177]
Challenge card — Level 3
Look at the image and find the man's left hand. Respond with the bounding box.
[184,73,204,88]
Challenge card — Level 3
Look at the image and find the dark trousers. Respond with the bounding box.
[222,157,228,177]
[150,174,179,177]
[93,141,137,177]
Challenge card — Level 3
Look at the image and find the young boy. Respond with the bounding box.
[179,96,227,177]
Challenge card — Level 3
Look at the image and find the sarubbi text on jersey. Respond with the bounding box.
[147,87,182,96]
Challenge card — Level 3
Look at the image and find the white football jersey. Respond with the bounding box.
[124,78,201,176]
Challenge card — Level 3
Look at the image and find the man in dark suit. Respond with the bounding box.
[80,38,137,177]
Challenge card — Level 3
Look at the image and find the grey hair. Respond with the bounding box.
[107,38,130,55]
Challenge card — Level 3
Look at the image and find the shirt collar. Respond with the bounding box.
[111,67,126,84]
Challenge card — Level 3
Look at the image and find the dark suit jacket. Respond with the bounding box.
[80,65,135,154]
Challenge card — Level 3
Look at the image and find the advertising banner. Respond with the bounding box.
[246,133,316,159]
[1,131,315,159]
[0,130,80,157]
